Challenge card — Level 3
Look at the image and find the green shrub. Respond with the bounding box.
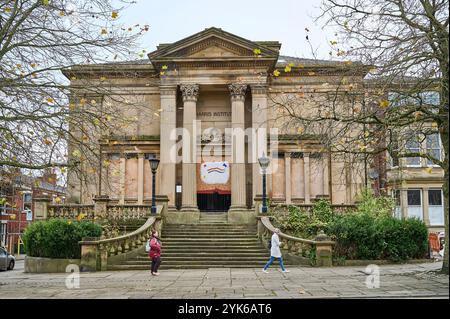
[328,213,428,261]
[355,188,395,219]
[23,219,102,259]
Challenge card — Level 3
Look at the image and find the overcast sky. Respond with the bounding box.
[120,0,335,59]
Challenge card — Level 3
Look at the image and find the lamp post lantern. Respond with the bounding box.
[148,156,160,214]
[258,153,270,214]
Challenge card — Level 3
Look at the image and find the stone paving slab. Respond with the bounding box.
[0,261,448,299]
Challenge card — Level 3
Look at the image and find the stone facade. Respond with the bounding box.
[63,28,444,229]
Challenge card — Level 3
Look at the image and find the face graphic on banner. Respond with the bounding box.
[200,162,230,184]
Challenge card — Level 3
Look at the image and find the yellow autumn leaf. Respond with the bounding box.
[253,48,261,55]
[68,220,72,225]
[431,122,438,129]
[79,98,87,105]
[379,100,389,108]
[4,7,12,13]
[344,61,353,65]
[111,11,118,19]
[101,29,108,35]
[91,99,97,104]
[307,71,315,76]
[330,40,337,45]
[10,215,16,220]
[72,150,81,158]
[297,127,305,134]
[103,160,111,167]
[161,65,168,70]
[59,11,65,17]
[93,118,100,126]
[284,65,292,73]
[424,167,433,174]
[71,76,77,81]
[273,70,281,77]
[160,71,165,76]
[297,64,305,68]
[54,197,62,203]
[30,63,37,68]
[100,76,106,81]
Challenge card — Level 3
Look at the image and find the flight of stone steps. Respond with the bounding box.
[109,212,292,270]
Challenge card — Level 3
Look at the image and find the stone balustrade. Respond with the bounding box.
[48,204,95,220]
[257,216,335,267]
[79,205,163,271]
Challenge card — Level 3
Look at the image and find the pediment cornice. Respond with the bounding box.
[148,28,280,70]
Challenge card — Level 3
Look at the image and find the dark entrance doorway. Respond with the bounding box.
[197,192,231,212]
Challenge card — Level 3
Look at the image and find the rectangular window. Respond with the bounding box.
[405,136,421,166]
[407,189,422,220]
[428,189,444,226]
[426,134,441,166]
[23,193,32,211]
[393,189,402,219]
[0,222,6,247]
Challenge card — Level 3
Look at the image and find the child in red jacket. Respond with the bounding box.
[149,230,162,276]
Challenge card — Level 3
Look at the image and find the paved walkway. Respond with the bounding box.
[0,261,448,299]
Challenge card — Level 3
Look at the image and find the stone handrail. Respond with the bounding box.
[104,205,151,220]
[257,216,335,266]
[48,204,95,219]
[79,205,163,271]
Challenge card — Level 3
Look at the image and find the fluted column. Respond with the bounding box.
[160,86,177,209]
[251,85,268,203]
[180,84,199,211]
[229,83,247,210]
[304,152,311,204]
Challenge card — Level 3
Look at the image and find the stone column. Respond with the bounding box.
[180,84,199,212]
[423,188,430,226]
[251,85,268,202]
[401,189,408,218]
[159,86,177,210]
[229,83,247,211]
[119,154,126,204]
[137,153,145,205]
[322,153,330,197]
[304,152,311,204]
[285,152,292,204]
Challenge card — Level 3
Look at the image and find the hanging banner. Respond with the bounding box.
[200,162,230,184]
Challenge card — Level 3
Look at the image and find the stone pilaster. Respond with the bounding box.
[229,83,247,211]
[137,153,145,205]
[119,154,126,204]
[401,189,408,218]
[285,152,292,204]
[304,152,311,204]
[159,86,177,210]
[423,188,430,225]
[180,84,199,212]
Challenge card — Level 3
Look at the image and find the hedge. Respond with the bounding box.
[327,213,429,261]
[23,219,102,259]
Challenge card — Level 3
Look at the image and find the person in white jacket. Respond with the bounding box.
[262,228,289,273]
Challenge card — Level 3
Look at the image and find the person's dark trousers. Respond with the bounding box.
[151,257,161,273]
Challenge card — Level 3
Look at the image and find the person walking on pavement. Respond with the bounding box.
[262,228,289,273]
[149,230,162,276]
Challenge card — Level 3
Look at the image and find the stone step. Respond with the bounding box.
[162,231,255,235]
[108,264,270,270]
[134,253,269,259]
[162,235,257,239]
[157,246,267,251]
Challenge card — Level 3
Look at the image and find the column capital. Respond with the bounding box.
[251,85,268,95]
[159,85,177,96]
[180,84,199,102]
[228,83,248,101]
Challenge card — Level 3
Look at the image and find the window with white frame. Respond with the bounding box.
[407,189,423,220]
[426,134,441,166]
[0,222,6,247]
[393,189,402,219]
[23,192,32,211]
[404,135,421,166]
[428,189,444,226]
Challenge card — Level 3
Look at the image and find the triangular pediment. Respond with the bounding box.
[148,27,280,68]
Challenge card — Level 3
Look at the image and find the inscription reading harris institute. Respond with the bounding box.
[197,111,231,117]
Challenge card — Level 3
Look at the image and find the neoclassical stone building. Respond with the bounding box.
[64,28,444,229]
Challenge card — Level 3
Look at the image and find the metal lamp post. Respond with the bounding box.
[368,168,380,196]
[148,156,160,214]
[258,153,270,214]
